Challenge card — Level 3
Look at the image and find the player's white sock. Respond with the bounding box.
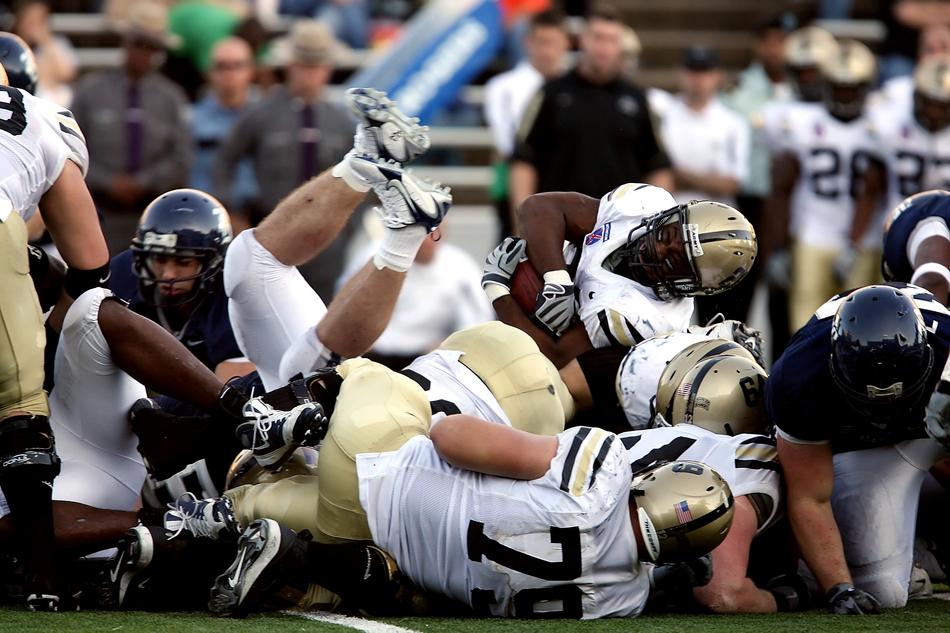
[373,225,428,272]
[331,152,372,193]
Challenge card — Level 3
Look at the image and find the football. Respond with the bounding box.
[510,259,542,315]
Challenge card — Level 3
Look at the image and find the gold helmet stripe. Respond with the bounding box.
[683,355,729,421]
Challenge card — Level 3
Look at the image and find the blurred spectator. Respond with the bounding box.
[510,5,671,208]
[191,37,260,228]
[280,0,369,49]
[338,233,494,370]
[658,46,750,324]
[167,1,267,101]
[499,0,554,63]
[214,19,354,300]
[484,9,568,237]
[879,1,950,83]
[723,15,793,342]
[11,0,76,106]
[618,24,641,82]
[71,1,191,255]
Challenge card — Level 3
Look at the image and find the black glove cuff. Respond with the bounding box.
[63,262,111,299]
[769,586,799,612]
[217,382,250,421]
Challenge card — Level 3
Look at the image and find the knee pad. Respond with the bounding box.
[0,415,61,486]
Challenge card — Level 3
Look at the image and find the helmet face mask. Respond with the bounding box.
[630,460,734,563]
[829,285,935,420]
[132,189,232,310]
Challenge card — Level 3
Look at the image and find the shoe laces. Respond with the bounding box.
[242,394,277,453]
[166,492,223,540]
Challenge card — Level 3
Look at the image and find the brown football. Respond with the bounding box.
[510,259,543,315]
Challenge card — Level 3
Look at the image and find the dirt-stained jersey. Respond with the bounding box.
[619,425,781,532]
[358,426,649,619]
[0,85,88,221]
[575,183,693,348]
[867,107,950,211]
[772,102,874,249]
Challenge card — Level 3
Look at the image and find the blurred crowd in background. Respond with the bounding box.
[4,0,950,364]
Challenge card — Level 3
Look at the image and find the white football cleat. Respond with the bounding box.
[366,164,452,233]
[346,87,430,163]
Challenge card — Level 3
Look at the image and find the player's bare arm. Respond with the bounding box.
[777,437,852,592]
[518,191,600,274]
[911,232,950,304]
[40,159,109,271]
[430,414,557,480]
[693,496,777,613]
[762,153,799,260]
[850,159,886,247]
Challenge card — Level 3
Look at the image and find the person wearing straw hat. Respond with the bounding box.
[214,19,354,301]
[71,1,191,256]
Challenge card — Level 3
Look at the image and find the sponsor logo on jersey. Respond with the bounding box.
[585,223,612,246]
[674,500,693,524]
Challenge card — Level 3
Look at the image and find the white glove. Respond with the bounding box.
[833,245,858,285]
[925,385,950,450]
[691,319,766,367]
[533,270,576,336]
[482,237,526,301]
[765,249,791,290]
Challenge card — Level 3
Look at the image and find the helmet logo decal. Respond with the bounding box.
[685,224,704,257]
[674,500,693,524]
[866,382,903,399]
[143,231,178,248]
[637,507,661,562]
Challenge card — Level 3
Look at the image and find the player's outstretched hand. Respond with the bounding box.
[925,384,950,450]
[826,583,882,615]
[482,237,527,299]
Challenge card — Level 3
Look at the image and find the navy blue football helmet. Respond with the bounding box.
[0,33,38,94]
[132,189,232,308]
[829,285,934,419]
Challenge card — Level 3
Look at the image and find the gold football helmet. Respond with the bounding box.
[784,26,838,102]
[654,338,757,426]
[605,202,757,301]
[631,460,734,563]
[226,447,318,490]
[668,355,769,436]
[914,53,950,131]
[820,39,876,121]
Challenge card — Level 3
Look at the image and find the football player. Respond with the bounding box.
[760,26,838,357]
[0,32,111,610]
[211,411,735,619]
[851,55,950,257]
[769,283,950,612]
[108,189,251,379]
[882,190,950,304]
[505,183,755,364]
[765,39,878,331]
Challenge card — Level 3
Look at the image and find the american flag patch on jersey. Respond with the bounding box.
[585,223,612,246]
[674,500,693,524]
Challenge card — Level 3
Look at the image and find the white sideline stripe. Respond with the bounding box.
[284,610,420,633]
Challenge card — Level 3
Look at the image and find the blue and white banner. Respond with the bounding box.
[347,0,504,123]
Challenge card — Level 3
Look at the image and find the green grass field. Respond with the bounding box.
[0,599,948,633]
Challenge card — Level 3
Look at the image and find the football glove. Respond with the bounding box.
[482,236,527,299]
[533,270,576,337]
[924,383,950,450]
[765,249,791,290]
[826,583,882,615]
[832,245,858,285]
[692,319,765,366]
[650,555,714,592]
[765,572,819,612]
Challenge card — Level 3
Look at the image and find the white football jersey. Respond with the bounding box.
[616,332,713,430]
[0,86,88,221]
[358,427,649,619]
[619,425,781,532]
[575,184,694,348]
[402,349,510,426]
[867,107,950,211]
[772,102,874,249]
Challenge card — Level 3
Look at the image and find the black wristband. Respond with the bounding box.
[63,262,111,299]
[216,383,250,421]
[769,586,800,612]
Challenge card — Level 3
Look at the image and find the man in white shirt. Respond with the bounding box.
[483,10,569,236]
[657,46,751,322]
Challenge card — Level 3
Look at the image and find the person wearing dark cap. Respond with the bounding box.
[70,1,192,255]
[654,46,751,325]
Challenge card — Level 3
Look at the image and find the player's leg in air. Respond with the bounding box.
[224,88,450,391]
